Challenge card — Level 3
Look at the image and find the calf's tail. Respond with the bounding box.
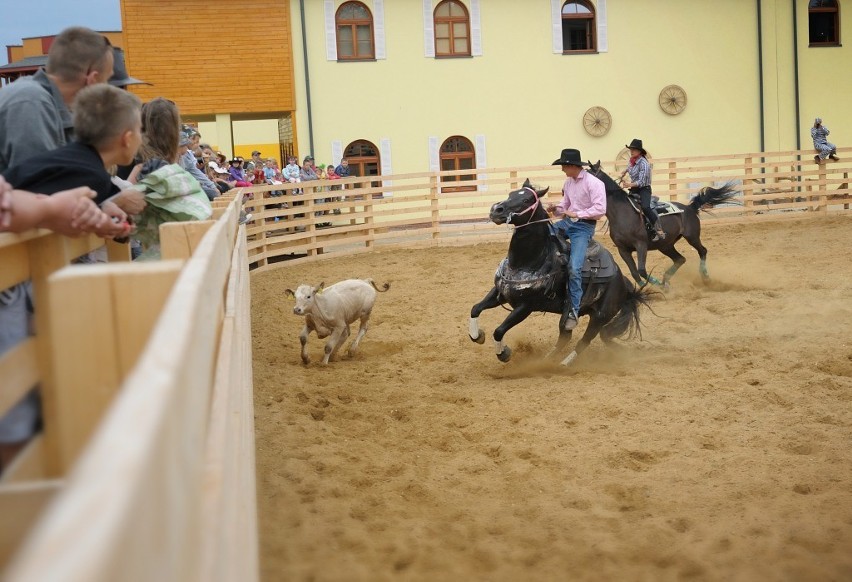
[367,279,391,292]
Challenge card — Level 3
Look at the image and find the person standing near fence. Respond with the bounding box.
[812,117,839,163]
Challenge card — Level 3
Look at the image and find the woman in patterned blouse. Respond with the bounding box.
[621,138,665,241]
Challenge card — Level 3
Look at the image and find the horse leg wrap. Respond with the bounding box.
[699,259,709,279]
[469,317,485,343]
[560,351,578,366]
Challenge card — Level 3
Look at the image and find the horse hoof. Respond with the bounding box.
[497,346,512,362]
[471,330,486,344]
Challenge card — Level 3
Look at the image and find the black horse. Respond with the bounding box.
[468,180,652,366]
[588,161,738,287]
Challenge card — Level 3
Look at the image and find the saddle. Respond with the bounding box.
[626,192,684,217]
[553,237,618,282]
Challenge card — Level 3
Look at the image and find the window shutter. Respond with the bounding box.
[324,0,337,61]
[380,138,393,195]
[423,0,435,57]
[331,140,343,167]
[471,0,482,56]
[551,0,563,54]
[428,136,439,172]
[596,0,608,52]
[374,0,386,59]
[475,134,488,191]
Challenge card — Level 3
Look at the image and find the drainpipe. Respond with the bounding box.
[757,0,765,153]
[792,0,802,151]
[299,0,315,155]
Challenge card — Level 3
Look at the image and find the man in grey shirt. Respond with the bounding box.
[0,27,114,473]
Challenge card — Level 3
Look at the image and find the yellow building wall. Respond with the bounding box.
[796,0,852,151]
[290,0,764,173]
[120,0,295,116]
[760,0,799,152]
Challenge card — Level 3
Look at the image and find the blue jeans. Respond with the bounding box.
[551,219,596,314]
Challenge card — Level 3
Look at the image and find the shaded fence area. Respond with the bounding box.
[0,193,256,581]
[242,147,851,272]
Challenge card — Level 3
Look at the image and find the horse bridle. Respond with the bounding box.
[509,187,551,229]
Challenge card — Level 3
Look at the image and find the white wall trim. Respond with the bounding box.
[471,0,482,56]
[475,134,488,191]
[331,140,343,167]
[596,0,608,53]
[423,0,435,57]
[324,0,337,61]
[551,0,563,54]
[373,0,387,59]
[428,136,439,172]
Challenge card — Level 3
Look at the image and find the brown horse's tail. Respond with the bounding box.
[689,182,739,213]
[600,277,656,342]
[367,279,391,292]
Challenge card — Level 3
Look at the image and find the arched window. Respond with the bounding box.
[343,139,381,191]
[562,1,596,53]
[440,136,476,193]
[434,0,471,57]
[336,1,375,60]
[809,0,840,46]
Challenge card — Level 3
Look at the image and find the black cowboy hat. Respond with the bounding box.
[551,148,587,167]
[108,47,151,87]
[625,138,647,155]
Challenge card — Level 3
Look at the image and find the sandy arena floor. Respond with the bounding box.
[252,214,852,581]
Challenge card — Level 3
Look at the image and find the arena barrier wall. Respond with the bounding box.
[0,146,848,579]
[0,192,257,581]
[242,147,851,272]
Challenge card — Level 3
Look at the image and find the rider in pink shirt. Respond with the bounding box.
[546,148,606,331]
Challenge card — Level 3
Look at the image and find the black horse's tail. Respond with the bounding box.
[689,182,739,213]
[600,276,655,342]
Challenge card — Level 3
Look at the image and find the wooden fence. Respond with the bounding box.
[0,193,257,581]
[242,147,851,272]
[0,146,848,580]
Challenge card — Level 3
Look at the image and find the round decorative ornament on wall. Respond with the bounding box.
[583,106,612,137]
[659,85,687,115]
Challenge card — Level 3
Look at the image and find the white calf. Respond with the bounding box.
[284,279,390,365]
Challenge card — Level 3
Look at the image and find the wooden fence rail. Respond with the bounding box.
[0,193,256,581]
[241,147,851,272]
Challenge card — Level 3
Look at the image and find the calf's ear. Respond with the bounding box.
[284,289,294,298]
[315,282,325,294]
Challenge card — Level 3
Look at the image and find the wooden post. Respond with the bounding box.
[668,161,677,202]
[365,195,375,249]
[509,170,519,192]
[430,174,440,240]
[743,156,754,216]
[41,261,182,471]
[160,221,215,261]
[305,185,317,257]
[817,161,828,213]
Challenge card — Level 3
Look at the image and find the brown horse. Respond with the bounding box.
[588,161,738,287]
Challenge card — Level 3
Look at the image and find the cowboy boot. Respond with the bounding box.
[652,220,666,241]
